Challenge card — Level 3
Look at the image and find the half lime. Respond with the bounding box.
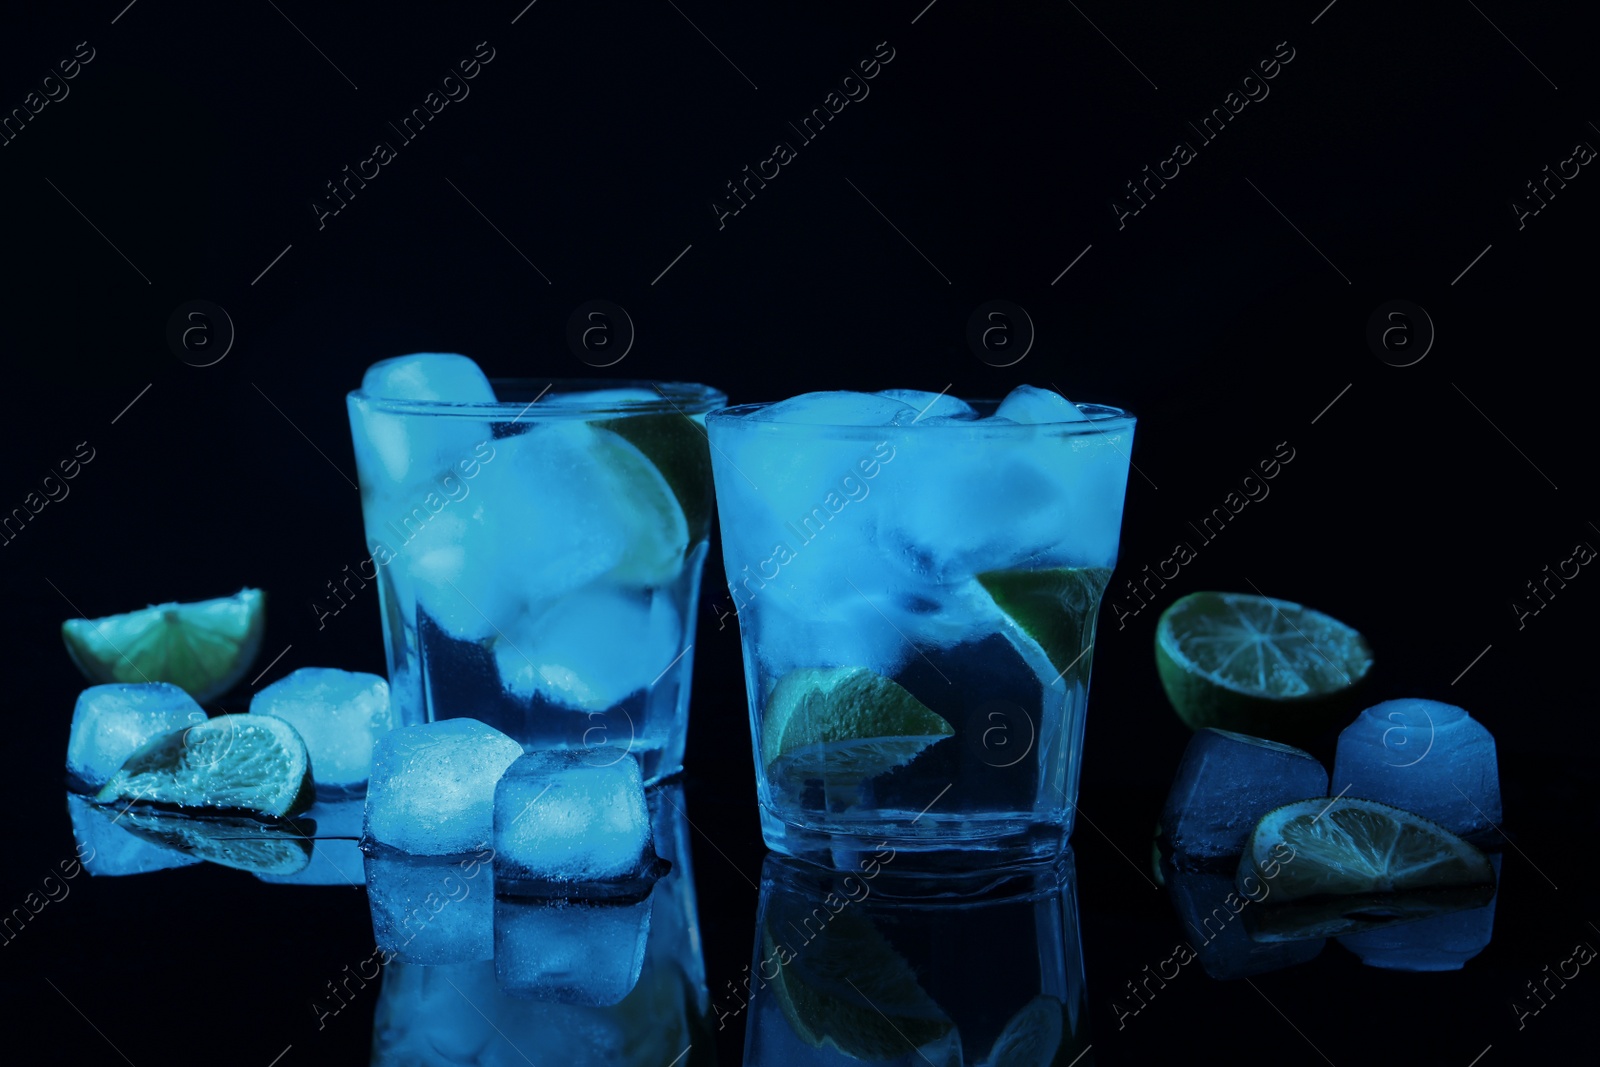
[1156,591,1372,745]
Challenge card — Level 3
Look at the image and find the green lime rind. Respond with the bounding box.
[977,567,1111,685]
[94,713,315,818]
[1155,591,1372,746]
[598,412,714,546]
[1239,797,1494,905]
[768,735,954,798]
[763,902,954,1060]
[61,588,266,703]
[761,666,954,773]
[115,807,313,876]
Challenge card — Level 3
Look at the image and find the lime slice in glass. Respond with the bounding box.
[95,713,314,818]
[761,667,954,793]
[598,412,714,545]
[116,808,313,875]
[763,904,955,1060]
[978,567,1111,684]
[591,427,691,585]
[983,994,1064,1067]
[1240,797,1494,903]
[61,588,266,703]
[1155,591,1372,745]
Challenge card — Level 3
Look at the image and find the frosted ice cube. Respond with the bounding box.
[249,668,393,792]
[364,719,523,854]
[493,750,653,890]
[1162,729,1329,864]
[365,850,493,964]
[875,389,976,421]
[66,683,207,790]
[1331,699,1500,838]
[495,895,652,1005]
[1165,866,1324,979]
[493,587,681,712]
[994,384,1087,423]
[749,390,917,425]
[404,424,657,643]
[878,414,1132,576]
[1337,854,1501,971]
[361,352,498,403]
[65,792,199,877]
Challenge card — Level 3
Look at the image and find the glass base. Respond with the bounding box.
[759,806,1069,874]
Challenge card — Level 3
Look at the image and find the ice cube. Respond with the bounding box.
[249,668,393,792]
[495,894,652,1005]
[364,719,523,854]
[493,750,654,890]
[66,683,207,790]
[1331,699,1500,838]
[361,352,497,403]
[1161,728,1329,864]
[994,384,1087,423]
[65,792,199,877]
[875,389,977,421]
[403,423,659,643]
[493,588,681,713]
[365,849,494,963]
[877,411,1132,576]
[1164,865,1324,979]
[1337,854,1501,971]
[749,390,917,425]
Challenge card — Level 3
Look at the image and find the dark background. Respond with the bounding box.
[3,1,1597,1063]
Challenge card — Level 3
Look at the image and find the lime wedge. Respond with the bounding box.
[978,567,1111,684]
[761,666,954,792]
[62,588,266,703]
[1246,884,1496,942]
[591,427,691,584]
[983,995,1064,1067]
[598,412,714,544]
[1239,797,1494,903]
[95,713,314,818]
[763,903,955,1059]
[116,808,313,875]
[1155,591,1372,745]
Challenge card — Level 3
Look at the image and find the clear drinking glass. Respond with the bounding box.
[346,379,725,783]
[707,399,1134,867]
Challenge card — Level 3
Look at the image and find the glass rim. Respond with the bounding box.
[707,399,1135,435]
[347,378,727,418]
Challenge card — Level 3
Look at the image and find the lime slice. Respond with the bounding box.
[763,903,954,1059]
[983,995,1064,1067]
[95,713,314,818]
[761,667,954,793]
[62,588,266,703]
[1155,591,1372,745]
[1246,884,1496,943]
[591,427,691,584]
[598,412,714,545]
[978,567,1111,684]
[116,808,313,875]
[1239,797,1494,903]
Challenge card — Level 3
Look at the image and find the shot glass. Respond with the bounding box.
[707,395,1134,867]
[346,379,725,783]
